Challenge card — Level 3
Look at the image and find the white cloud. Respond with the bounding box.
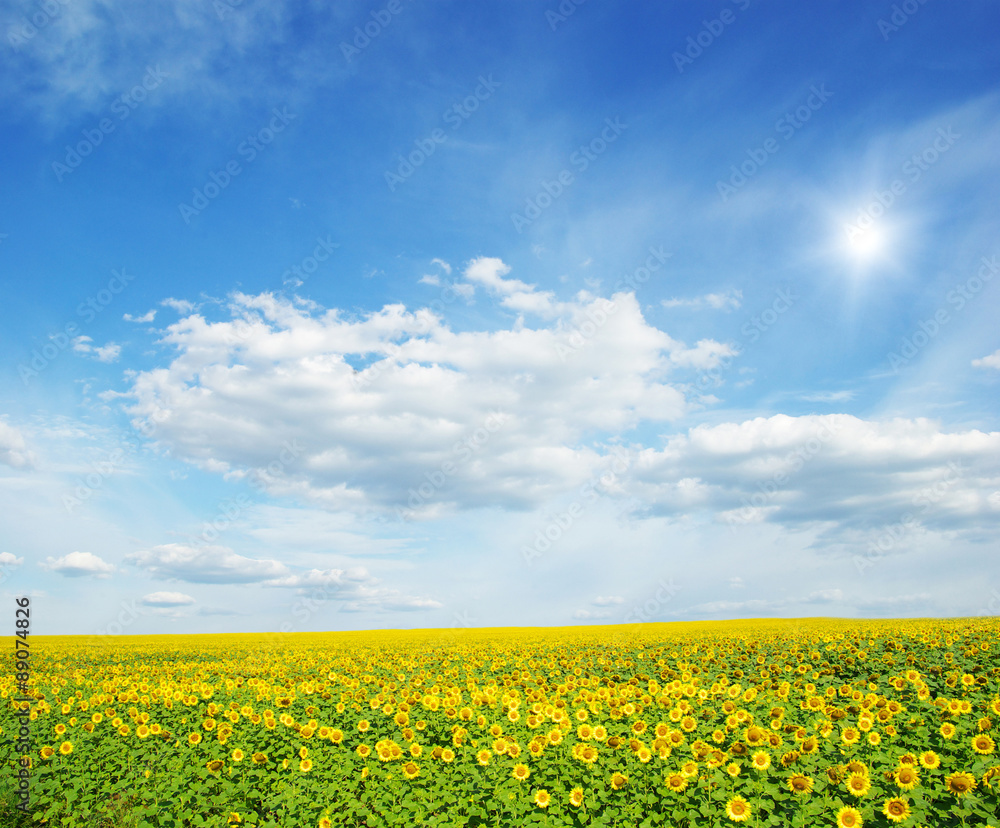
[124,310,156,323]
[592,595,624,606]
[806,588,844,603]
[0,552,24,567]
[0,420,34,469]
[125,543,289,583]
[418,274,440,286]
[40,551,115,578]
[430,258,452,275]
[142,591,196,606]
[72,336,121,362]
[120,281,696,517]
[972,349,1000,370]
[661,289,742,311]
[161,297,196,313]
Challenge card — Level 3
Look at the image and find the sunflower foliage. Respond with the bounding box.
[1,618,999,828]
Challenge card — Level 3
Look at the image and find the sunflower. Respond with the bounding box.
[206,759,224,773]
[40,746,55,760]
[846,773,871,797]
[726,763,741,777]
[533,789,551,808]
[972,734,995,755]
[251,752,267,765]
[751,750,771,771]
[944,771,976,796]
[401,761,419,779]
[894,764,919,790]
[188,732,202,746]
[231,749,244,762]
[441,748,455,763]
[882,797,910,823]
[136,724,150,739]
[356,744,371,758]
[610,772,628,790]
[569,788,584,807]
[841,728,860,745]
[787,774,813,795]
[665,773,688,792]
[476,749,491,766]
[836,806,863,828]
[512,763,530,781]
[318,820,332,828]
[725,796,751,823]
[940,722,956,739]
[918,750,940,769]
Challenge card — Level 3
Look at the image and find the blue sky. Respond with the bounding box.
[2,0,999,635]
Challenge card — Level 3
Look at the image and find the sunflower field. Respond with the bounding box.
[2,618,999,828]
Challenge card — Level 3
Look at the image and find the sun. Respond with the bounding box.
[843,222,887,262]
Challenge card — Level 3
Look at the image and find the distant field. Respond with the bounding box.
[2,618,999,827]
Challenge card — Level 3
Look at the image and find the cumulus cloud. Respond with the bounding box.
[0,552,24,568]
[40,551,115,578]
[120,273,711,517]
[125,544,288,583]
[630,414,1000,543]
[972,349,1000,370]
[161,297,196,313]
[0,420,34,469]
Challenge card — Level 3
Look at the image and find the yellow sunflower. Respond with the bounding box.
[836,805,863,828]
[533,789,551,808]
[725,796,751,823]
[882,797,910,823]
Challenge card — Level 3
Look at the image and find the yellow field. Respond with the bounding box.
[2,618,999,827]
